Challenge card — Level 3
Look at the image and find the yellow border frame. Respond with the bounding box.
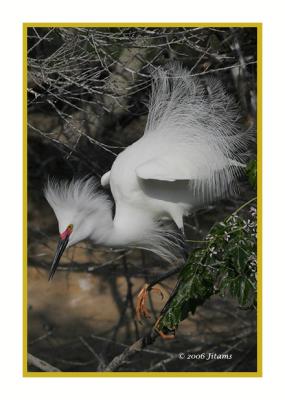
[23,22,262,378]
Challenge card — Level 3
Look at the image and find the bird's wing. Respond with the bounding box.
[138,64,249,199]
[136,158,190,181]
[101,170,111,187]
[136,155,245,182]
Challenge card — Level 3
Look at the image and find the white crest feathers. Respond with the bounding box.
[44,177,112,233]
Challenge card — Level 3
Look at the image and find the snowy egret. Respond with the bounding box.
[45,64,246,295]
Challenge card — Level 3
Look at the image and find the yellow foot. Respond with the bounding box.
[154,316,176,340]
[135,283,166,321]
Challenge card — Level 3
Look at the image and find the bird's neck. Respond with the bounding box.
[92,204,155,248]
[89,201,181,264]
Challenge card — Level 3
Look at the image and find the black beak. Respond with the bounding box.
[48,236,69,281]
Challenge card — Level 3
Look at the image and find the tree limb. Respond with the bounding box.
[27,353,61,372]
[104,330,158,372]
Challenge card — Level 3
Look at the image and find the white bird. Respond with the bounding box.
[45,63,246,283]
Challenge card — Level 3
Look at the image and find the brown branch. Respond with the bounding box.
[27,353,61,372]
[104,330,158,372]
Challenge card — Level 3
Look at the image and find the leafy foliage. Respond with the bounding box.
[158,198,257,332]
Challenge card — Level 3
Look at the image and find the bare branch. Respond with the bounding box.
[27,353,61,372]
[104,330,158,372]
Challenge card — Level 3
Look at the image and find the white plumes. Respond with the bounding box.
[44,177,110,218]
[135,224,185,263]
[44,177,184,262]
[144,63,247,202]
[44,64,249,265]
[44,177,113,244]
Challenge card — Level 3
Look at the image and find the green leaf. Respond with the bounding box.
[158,257,216,331]
[157,198,257,333]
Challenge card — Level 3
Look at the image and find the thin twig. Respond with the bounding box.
[79,336,106,370]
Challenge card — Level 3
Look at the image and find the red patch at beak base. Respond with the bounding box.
[60,224,73,240]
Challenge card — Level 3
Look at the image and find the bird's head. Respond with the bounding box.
[44,177,112,281]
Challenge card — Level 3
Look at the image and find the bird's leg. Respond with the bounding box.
[136,229,189,334]
[135,266,182,321]
[153,316,176,340]
[153,230,189,339]
[136,284,164,320]
[151,278,182,339]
